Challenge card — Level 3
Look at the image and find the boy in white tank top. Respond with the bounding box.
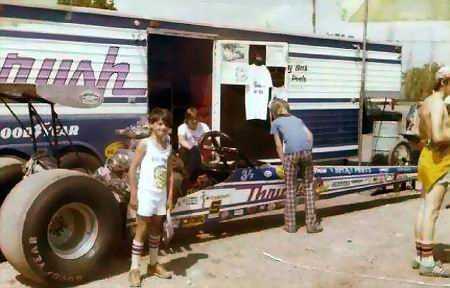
[128,108,174,287]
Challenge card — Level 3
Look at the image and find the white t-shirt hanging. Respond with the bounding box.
[245,64,273,120]
[177,122,210,149]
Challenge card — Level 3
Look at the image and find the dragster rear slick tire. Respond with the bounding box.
[0,169,121,286]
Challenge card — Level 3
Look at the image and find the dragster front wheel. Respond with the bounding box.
[0,169,121,286]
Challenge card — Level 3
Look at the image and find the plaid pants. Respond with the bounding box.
[283,150,317,232]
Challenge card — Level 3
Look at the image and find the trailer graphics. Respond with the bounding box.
[0,46,147,97]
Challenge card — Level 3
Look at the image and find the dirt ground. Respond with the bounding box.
[2,190,450,288]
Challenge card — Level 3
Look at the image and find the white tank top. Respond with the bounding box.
[138,137,171,194]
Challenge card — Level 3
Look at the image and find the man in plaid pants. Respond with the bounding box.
[270,99,323,233]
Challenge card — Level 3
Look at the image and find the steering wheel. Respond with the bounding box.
[198,131,253,171]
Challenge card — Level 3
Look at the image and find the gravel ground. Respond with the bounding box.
[2,190,450,288]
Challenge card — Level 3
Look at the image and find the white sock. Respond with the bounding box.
[422,256,435,266]
[131,254,141,270]
[130,240,144,270]
[149,234,160,266]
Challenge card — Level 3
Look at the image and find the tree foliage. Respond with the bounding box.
[403,62,440,101]
[57,0,116,10]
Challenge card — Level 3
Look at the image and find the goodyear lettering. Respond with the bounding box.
[0,124,79,140]
[28,236,83,283]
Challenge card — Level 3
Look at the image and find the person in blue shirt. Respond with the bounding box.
[270,99,323,233]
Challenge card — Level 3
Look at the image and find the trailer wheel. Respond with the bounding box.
[389,143,412,166]
[59,152,102,173]
[0,169,121,286]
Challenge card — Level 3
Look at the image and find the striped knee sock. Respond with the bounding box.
[131,240,144,270]
[421,243,434,266]
[149,234,161,266]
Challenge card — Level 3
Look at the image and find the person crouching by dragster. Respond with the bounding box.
[128,108,175,288]
[270,99,323,234]
[413,66,450,278]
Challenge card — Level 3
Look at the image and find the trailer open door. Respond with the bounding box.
[212,40,289,160]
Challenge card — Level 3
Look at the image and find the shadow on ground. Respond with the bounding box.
[434,243,450,264]
[169,193,420,248]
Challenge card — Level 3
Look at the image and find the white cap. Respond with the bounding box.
[436,66,450,80]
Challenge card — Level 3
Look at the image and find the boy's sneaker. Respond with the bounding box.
[419,262,450,278]
[148,263,173,279]
[128,269,141,287]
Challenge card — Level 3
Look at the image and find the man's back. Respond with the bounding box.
[419,94,448,144]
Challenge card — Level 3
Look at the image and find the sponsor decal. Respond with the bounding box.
[247,186,286,202]
[176,196,199,208]
[104,141,126,158]
[0,124,79,140]
[275,165,285,179]
[205,194,230,201]
[185,197,199,206]
[263,170,273,178]
[329,167,372,175]
[208,200,221,219]
[181,215,205,228]
[240,168,255,181]
[80,90,101,105]
[220,210,230,220]
[0,46,147,97]
[234,209,244,216]
[331,180,351,188]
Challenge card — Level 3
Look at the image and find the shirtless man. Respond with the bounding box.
[414,66,450,277]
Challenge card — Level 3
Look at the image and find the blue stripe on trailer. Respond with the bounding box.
[314,149,358,160]
[288,52,401,64]
[0,30,147,46]
[290,109,358,148]
[0,114,144,160]
[289,98,354,103]
[103,97,148,103]
[154,21,400,53]
[1,4,400,53]
[0,4,149,30]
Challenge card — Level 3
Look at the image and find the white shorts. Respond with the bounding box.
[436,171,450,188]
[137,189,167,217]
